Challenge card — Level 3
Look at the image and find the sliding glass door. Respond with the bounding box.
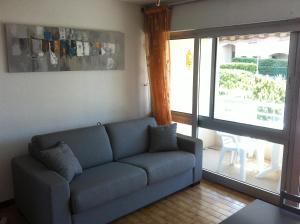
[199,32,290,194]
[170,23,300,203]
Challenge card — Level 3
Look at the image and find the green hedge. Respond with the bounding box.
[258,66,288,77]
[219,69,254,91]
[232,57,288,77]
[220,62,257,73]
[258,58,288,67]
[219,69,286,103]
[253,75,286,103]
[232,57,256,64]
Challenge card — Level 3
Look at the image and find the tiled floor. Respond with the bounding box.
[0,180,254,224]
[114,180,253,224]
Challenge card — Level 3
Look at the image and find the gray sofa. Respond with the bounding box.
[12,117,203,224]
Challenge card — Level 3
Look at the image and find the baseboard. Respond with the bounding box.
[0,199,14,209]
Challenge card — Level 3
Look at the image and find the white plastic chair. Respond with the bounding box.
[217,132,264,181]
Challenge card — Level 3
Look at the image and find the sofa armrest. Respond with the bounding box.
[12,155,72,224]
[177,134,203,183]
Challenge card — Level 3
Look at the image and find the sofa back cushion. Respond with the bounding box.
[105,117,157,160]
[31,125,113,169]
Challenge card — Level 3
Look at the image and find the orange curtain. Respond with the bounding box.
[144,6,172,125]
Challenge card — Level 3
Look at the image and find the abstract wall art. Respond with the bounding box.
[5,23,125,72]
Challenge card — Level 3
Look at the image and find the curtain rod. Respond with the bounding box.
[166,0,203,6]
[142,0,202,10]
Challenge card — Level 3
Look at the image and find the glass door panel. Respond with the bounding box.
[199,127,283,193]
[214,33,290,130]
[199,38,213,117]
[170,39,194,114]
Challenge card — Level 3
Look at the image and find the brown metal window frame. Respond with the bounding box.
[170,18,300,205]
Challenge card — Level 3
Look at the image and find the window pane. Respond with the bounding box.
[176,122,192,136]
[170,39,194,113]
[214,33,290,129]
[199,38,213,117]
[199,128,283,193]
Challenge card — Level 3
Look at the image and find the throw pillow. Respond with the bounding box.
[149,123,179,152]
[39,142,82,182]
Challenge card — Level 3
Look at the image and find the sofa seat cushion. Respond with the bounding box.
[120,151,195,185]
[70,162,147,214]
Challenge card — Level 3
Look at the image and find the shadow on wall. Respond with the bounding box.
[0,22,8,72]
[0,140,28,202]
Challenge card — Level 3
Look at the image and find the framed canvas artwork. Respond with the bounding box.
[5,23,125,72]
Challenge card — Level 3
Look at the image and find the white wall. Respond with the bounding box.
[172,0,300,31]
[0,0,149,202]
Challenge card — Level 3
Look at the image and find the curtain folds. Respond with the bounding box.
[144,6,172,125]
